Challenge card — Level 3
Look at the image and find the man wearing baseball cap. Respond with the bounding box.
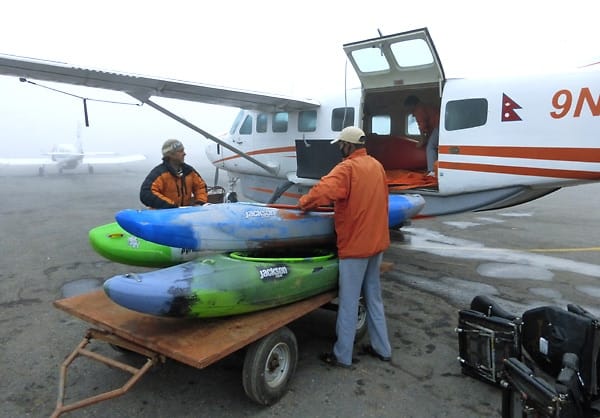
[299,126,392,369]
[140,139,208,209]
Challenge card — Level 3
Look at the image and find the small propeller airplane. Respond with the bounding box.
[0,124,146,176]
[0,27,598,217]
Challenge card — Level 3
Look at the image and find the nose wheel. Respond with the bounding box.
[226,191,238,203]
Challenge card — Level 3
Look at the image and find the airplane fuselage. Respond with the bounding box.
[48,143,84,169]
[205,30,600,216]
[1,28,598,217]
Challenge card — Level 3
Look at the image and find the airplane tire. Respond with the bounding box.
[226,192,238,203]
[88,165,94,174]
[242,326,298,405]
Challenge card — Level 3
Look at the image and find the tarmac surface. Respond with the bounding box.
[1,164,600,418]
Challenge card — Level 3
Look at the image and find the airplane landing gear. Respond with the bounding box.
[226,192,238,203]
[226,176,240,202]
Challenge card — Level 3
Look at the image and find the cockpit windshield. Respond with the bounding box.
[229,110,245,135]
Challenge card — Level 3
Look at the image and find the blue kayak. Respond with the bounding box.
[115,194,424,252]
[103,249,340,318]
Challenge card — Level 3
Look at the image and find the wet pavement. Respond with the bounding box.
[1,166,599,417]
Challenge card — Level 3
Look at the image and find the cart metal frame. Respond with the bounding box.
[51,289,338,417]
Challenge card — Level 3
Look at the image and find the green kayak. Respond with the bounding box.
[89,222,198,267]
[103,249,339,318]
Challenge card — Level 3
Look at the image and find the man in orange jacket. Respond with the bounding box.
[299,126,392,368]
[140,139,208,209]
[404,95,440,176]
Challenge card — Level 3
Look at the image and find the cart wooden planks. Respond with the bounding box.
[51,289,338,417]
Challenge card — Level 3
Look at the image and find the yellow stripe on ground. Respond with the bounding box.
[390,242,600,253]
[528,247,600,253]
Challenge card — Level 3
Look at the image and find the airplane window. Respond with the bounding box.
[257,114,268,133]
[239,114,253,135]
[407,114,420,135]
[445,99,488,131]
[371,115,391,135]
[350,48,390,73]
[331,107,355,131]
[298,110,317,132]
[273,112,288,133]
[229,110,245,135]
[390,39,434,68]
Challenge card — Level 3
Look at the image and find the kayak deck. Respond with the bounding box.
[53,289,337,369]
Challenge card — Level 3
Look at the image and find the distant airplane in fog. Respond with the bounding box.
[0,127,146,175]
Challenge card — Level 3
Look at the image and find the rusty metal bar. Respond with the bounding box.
[88,328,161,359]
[50,328,162,418]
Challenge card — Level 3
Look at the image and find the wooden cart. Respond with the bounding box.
[51,289,342,417]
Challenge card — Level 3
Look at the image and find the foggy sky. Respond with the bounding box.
[0,77,238,164]
[1,0,598,169]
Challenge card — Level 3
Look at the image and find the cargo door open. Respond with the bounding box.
[343,27,445,91]
[344,28,446,190]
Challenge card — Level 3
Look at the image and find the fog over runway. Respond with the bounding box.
[1,167,599,417]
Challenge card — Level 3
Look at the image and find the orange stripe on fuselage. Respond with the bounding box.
[212,146,296,164]
[438,161,600,180]
[248,186,303,200]
[439,146,600,163]
[439,145,600,179]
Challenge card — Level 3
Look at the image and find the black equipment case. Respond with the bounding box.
[502,356,585,418]
[456,295,522,385]
[521,304,600,398]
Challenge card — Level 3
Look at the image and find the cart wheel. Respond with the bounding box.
[355,297,368,342]
[242,326,298,406]
[322,296,368,343]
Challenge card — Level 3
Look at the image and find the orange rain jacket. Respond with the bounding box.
[298,148,390,259]
[140,161,207,209]
[413,102,440,139]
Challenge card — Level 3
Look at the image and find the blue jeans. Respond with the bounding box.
[426,127,439,173]
[333,252,392,365]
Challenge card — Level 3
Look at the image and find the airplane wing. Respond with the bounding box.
[0,157,57,166]
[82,154,146,165]
[0,53,320,112]
[0,154,145,166]
[77,152,116,156]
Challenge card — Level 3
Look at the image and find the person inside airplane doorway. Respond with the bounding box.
[404,95,440,177]
[298,126,392,369]
[140,139,208,209]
